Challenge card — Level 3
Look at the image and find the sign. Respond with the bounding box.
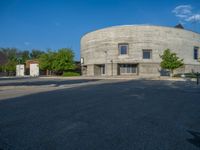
[81,57,84,64]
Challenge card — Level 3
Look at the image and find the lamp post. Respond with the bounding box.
[80,57,84,75]
[111,59,113,76]
[104,51,107,76]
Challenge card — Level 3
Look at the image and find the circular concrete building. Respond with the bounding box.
[81,25,200,76]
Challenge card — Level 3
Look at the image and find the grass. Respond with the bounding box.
[62,71,80,77]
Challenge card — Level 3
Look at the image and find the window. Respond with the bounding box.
[119,64,137,74]
[194,47,199,60]
[119,44,128,55]
[143,49,152,59]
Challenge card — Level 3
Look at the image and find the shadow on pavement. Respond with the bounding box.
[0,79,100,87]
[187,130,200,148]
[0,80,199,150]
[0,77,35,81]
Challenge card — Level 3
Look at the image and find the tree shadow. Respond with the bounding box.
[187,130,200,148]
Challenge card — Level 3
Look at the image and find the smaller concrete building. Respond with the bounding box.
[16,65,25,77]
[26,60,40,76]
[30,64,39,77]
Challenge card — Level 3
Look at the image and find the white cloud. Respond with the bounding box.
[173,5,200,23]
[186,14,200,22]
[176,14,188,18]
[172,5,192,18]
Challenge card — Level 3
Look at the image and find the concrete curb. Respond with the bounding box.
[38,76,197,82]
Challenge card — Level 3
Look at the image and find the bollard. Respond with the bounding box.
[197,72,199,85]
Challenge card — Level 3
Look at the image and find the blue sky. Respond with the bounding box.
[0,0,200,60]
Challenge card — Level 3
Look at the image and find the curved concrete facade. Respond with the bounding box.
[81,25,200,76]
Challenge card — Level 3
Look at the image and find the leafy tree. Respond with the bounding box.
[5,60,17,72]
[39,50,55,75]
[15,50,30,64]
[160,49,184,77]
[0,48,18,74]
[0,48,17,61]
[52,48,75,74]
[0,51,8,65]
[30,49,44,59]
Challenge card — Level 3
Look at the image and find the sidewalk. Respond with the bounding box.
[39,75,197,82]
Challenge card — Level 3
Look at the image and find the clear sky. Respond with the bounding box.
[0,0,200,60]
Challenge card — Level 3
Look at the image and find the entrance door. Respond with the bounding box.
[94,64,105,76]
[100,64,105,75]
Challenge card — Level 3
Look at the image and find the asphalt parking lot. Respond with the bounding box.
[0,77,200,150]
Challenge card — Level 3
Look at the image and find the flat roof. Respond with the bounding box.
[81,24,200,39]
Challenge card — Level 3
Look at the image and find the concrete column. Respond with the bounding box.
[87,64,95,76]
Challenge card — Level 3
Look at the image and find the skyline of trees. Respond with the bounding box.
[0,47,77,76]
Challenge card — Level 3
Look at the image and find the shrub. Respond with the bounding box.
[62,71,80,77]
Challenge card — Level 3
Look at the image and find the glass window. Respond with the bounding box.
[127,65,131,73]
[194,47,199,60]
[119,44,128,55]
[119,64,137,74]
[143,49,152,59]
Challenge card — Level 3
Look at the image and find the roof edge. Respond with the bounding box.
[81,24,200,39]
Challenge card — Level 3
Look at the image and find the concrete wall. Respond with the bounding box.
[139,63,160,76]
[81,25,200,76]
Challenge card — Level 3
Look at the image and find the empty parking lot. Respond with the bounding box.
[0,77,200,150]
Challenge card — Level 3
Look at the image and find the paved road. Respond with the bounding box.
[0,79,200,150]
[0,77,103,100]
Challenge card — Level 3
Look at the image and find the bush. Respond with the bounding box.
[62,71,80,77]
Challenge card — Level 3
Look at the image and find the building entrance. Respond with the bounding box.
[94,64,105,76]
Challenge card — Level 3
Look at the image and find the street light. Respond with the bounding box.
[111,59,113,76]
[80,57,84,75]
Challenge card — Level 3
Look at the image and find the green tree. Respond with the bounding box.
[16,50,30,64]
[0,51,8,68]
[30,49,44,59]
[5,60,17,73]
[0,48,18,75]
[52,48,75,74]
[160,49,184,77]
[39,50,55,75]
[0,48,17,61]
